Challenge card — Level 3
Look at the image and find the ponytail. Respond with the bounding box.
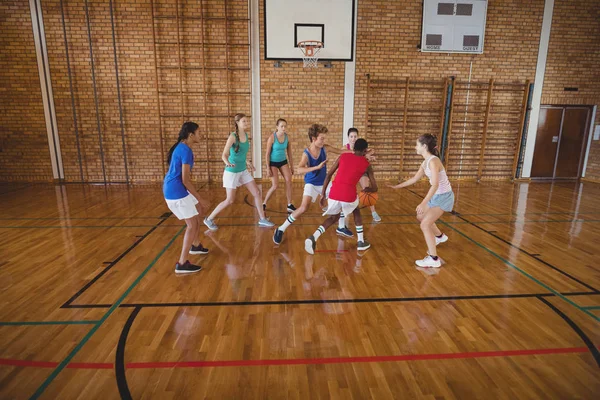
[233,113,246,153]
[418,134,439,157]
[167,121,199,164]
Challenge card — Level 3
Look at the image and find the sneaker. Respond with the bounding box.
[175,260,203,274]
[258,218,275,227]
[336,227,354,238]
[304,235,316,255]
[287,204,296,213]
[415,255,441,268]
[273,228,284,245]
[203,217,218,231]
[372,211,382,222]
[357,240,371,251]
[189,244,209,255]
[263,203,267,211]
[435,233,448,246]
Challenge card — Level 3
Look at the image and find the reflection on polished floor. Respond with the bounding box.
[1,181,599,399]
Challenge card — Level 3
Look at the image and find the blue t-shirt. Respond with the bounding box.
[163,143,194,200]
[304,147,327,186]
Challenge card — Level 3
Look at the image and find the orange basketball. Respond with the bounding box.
[358,191,378,207]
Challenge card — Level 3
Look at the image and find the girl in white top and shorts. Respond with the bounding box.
[389,134,454,268]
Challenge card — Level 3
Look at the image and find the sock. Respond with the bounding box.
[436,233,443,238]
[313,226,325,241]
[430,255,439,260]
[338,212,346,229]
[279,215,295,232]
[356,225,364,242]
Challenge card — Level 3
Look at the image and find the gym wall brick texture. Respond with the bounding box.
[1,0,599,182]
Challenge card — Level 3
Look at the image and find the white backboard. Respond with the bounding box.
[264,0,355,61]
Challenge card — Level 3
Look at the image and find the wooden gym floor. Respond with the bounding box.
[0,180,599,399]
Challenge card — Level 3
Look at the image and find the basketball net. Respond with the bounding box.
[297,40,323,68]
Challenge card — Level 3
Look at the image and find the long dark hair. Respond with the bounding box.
[167,121,199,164]
[232,113,246,153]
[418,134,439,157]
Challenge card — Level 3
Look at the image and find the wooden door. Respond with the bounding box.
[555,108,590,178]
[530,107,562,178]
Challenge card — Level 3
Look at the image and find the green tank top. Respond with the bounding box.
[270,132,288,163]
[225,132,249,173]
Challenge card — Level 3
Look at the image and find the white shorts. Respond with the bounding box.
[223,169,254,189]
[323,197,359,217]
[325,182,333,198]
[303,183,324,202]
[165,193,198,220]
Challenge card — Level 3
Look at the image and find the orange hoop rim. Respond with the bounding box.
[297,40,323,57]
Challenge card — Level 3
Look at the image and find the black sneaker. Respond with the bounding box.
[263,203,267,211]
[287,204,296,213]
[304,235,316,255]
[357,240,371,251]
[189,244,209,255]
[175,260,203,274]
[273,228,284,245]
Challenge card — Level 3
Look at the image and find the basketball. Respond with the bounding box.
[358,191,378,207]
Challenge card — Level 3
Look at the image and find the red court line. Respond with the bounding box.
[0,347,587,370]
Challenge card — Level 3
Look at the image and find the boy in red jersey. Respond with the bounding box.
[305,138,378,254]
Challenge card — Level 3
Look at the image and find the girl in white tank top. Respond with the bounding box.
[389,134,454,268]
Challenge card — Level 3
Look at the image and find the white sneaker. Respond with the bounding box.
[435,233,448,246]
[415,255,441,268]
[372,211,382,222]
[203,217,218,231]
[258,218,275,227]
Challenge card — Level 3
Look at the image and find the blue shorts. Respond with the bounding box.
[427,191,454,212]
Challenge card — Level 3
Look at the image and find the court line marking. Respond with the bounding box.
[537,296,600,367]
[3,219,599,229]
[0,321,100,326]
[1,347,589,370]
[60,291,597,309]
[405,189,599,295]
[60,213,173,308]
[442,221,600,323]
[28,226,186,400]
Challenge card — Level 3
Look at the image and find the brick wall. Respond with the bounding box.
[1,0,599,182]
[541,0,600,181]
[0,1,53,181]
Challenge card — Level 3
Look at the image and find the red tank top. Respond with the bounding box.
[329,153,369,202]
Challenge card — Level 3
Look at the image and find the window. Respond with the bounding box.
[456,3,473,16]
[426,34,443,46]
[463,35,480,47]
[437,3,454,15]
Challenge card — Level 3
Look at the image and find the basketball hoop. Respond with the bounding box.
[297,40,323,68]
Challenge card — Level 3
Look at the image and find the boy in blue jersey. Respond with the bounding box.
[273,124,345,245]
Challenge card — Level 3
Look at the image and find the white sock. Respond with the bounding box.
[313,226,325,241]
[279,215,295,232]
[356,225,364,242]
[338,212,346,229]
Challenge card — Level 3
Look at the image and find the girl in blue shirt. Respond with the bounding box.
[163,122,210,274]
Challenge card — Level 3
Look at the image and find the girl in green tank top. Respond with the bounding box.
[203,113,274,230]
[263,118,296,213]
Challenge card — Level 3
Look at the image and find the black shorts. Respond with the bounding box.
[269,160,288,169]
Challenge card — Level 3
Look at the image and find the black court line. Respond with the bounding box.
[116,306,140,400]
[61,291,596,309]
[60,213,172,308]
[537,296,600,368]
[406,189,600,293]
